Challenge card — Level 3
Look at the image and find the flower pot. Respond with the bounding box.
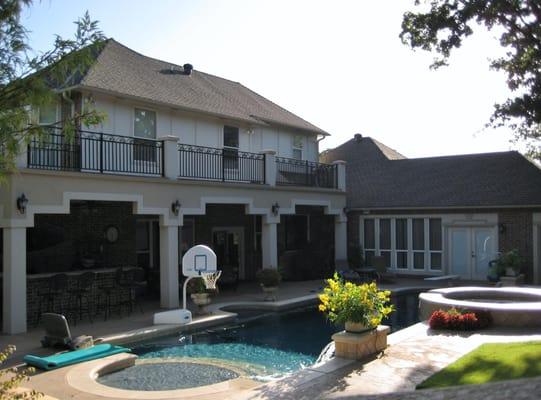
[261,285,278,301]
[191,293,211,314]
[345,321,372,333]
[505,267,518,277]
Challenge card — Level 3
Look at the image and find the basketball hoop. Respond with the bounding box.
[201,270,222,290]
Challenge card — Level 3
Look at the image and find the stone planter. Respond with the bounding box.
[261,285,278,301]
[345,321,372,334]
[332,325,390,360]
[191,293,211,314]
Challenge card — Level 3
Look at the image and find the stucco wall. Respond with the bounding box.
[85,92,319,161]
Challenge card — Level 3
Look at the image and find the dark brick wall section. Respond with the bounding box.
[29,201,137,273]
[498,210,533,280]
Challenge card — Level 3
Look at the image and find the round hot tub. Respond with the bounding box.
[97,360,240,391]
[419,286,541,327]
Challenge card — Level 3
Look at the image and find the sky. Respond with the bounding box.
[21,0,518,158]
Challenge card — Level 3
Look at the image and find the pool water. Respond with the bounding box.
[99,292,420,389]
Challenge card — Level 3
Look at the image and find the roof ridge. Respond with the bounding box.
[393,150,519,162]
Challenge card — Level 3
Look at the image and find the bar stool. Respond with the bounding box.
[36,273,68,326]
[68,271,96,324]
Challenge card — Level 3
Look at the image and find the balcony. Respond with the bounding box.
[25,128,343,190]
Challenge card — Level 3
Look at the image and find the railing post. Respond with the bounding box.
[162,135,180,179]
[332,160,347,191]
[99,132,104,173]
[261,149,276,186]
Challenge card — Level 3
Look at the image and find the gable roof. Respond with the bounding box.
[322,136,541,209]
[70,39,327,135]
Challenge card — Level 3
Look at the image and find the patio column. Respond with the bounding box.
[3,227,27,334]
[159,224,180,308]
[261,149,276,186]
[162,135,180,179]
[262,218,278,269]
[335,214,348,262]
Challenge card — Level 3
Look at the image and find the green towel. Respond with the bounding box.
[24,343,130,370]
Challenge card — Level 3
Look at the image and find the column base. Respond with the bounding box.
[332,325,390,360]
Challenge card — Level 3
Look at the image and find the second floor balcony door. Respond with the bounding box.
[133,108,157,168]
[223,126,239,179]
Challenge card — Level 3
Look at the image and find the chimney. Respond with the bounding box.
[354,133,363,142]
[183,63,193,75]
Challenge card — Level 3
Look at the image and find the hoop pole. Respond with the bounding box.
[182,276,194,310]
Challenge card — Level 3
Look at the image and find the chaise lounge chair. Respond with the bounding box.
[40,313,93,350]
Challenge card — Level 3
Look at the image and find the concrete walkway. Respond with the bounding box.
[238,323,541,399]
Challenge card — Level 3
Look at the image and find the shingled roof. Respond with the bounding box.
[321,136,541,209]
[71,39,327,135]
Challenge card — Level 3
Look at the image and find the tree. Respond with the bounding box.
[0,0,105,176]
[400,0,541,158]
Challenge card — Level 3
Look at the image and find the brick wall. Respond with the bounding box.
[28,201,137,273]
[498,210,534,280]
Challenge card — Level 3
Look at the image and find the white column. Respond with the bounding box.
[3,227,27,334]
[162,136,180,180]
[332,160,347,191]
[261,149,276,186]
[262,219,278,269]
[335,215,348,262]
[159,225,180,308]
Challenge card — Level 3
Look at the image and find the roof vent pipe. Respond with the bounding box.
[354,133,363,142]
[183,64,193,75]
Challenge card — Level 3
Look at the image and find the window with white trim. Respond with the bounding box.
[223,125,239,169]
[292,135,303,160]
[363,218,375,267]
[395,218,408,269]
[429,218,443,270]
[361,217,443,272]
[134,108,157,162]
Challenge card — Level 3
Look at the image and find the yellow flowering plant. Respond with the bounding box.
[319,273,394,327]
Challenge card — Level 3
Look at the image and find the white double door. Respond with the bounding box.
[449,227,497,280]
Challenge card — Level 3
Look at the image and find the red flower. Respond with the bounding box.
[428,310,449,329]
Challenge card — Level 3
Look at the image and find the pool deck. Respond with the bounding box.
[6,278,536,400]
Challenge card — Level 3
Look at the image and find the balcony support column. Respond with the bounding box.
[3,226,27,334]
[159,223,180,308]
[162,136,180,179]
[335,213,348,263]
[262,215,279,269]
[332,160,347,191]
[261,149,276,186]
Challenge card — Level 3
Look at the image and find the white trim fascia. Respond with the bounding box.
[350,204,541,211]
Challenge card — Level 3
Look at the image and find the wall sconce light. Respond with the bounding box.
[271,202,280,216]
[171,200,181,216]
[16,193,28,214]
[499,223,506,234]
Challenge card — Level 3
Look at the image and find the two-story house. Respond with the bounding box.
[0,39,346,334]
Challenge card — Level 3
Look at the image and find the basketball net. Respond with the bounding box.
[201,270,222,290]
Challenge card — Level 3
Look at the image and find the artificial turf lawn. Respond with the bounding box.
[417,341,541,389]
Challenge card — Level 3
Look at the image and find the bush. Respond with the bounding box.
[0,345,42,399]
[319,273,394,327]
[428,308,492,331]
[256,268,282,287]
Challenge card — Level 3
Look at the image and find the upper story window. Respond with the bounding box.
[292,135,303,160]
[38,103,58,125]
[223,126,239,169]
[134,108,157,162]
[134,108,156,139]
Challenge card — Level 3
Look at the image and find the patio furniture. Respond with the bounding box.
[68,271,96,324]
[36,273,69,325]
[25,343,129,371]
[335,259,363,283]
[373,256,394,283]
[115,267,145,315]
[40,313,93,350]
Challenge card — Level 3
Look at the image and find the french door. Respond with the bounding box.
[212,227,244,280]
[449,227,496,280]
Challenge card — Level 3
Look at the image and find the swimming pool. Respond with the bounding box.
[98,291,420,390]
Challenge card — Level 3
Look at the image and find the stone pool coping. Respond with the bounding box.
[419,286,541,327]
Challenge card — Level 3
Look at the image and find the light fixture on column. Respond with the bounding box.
[16,193,28,214]
[171,200,181,216]
[271,202,280,216]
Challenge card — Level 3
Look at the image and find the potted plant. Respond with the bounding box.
[189,278,211,314]
[495,249,523,277]
[256,268,282,301]
[319,273,394,333]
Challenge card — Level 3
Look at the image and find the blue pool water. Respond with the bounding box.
[99,292,420,389]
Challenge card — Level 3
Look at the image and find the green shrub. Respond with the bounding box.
[256,268,282,287]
